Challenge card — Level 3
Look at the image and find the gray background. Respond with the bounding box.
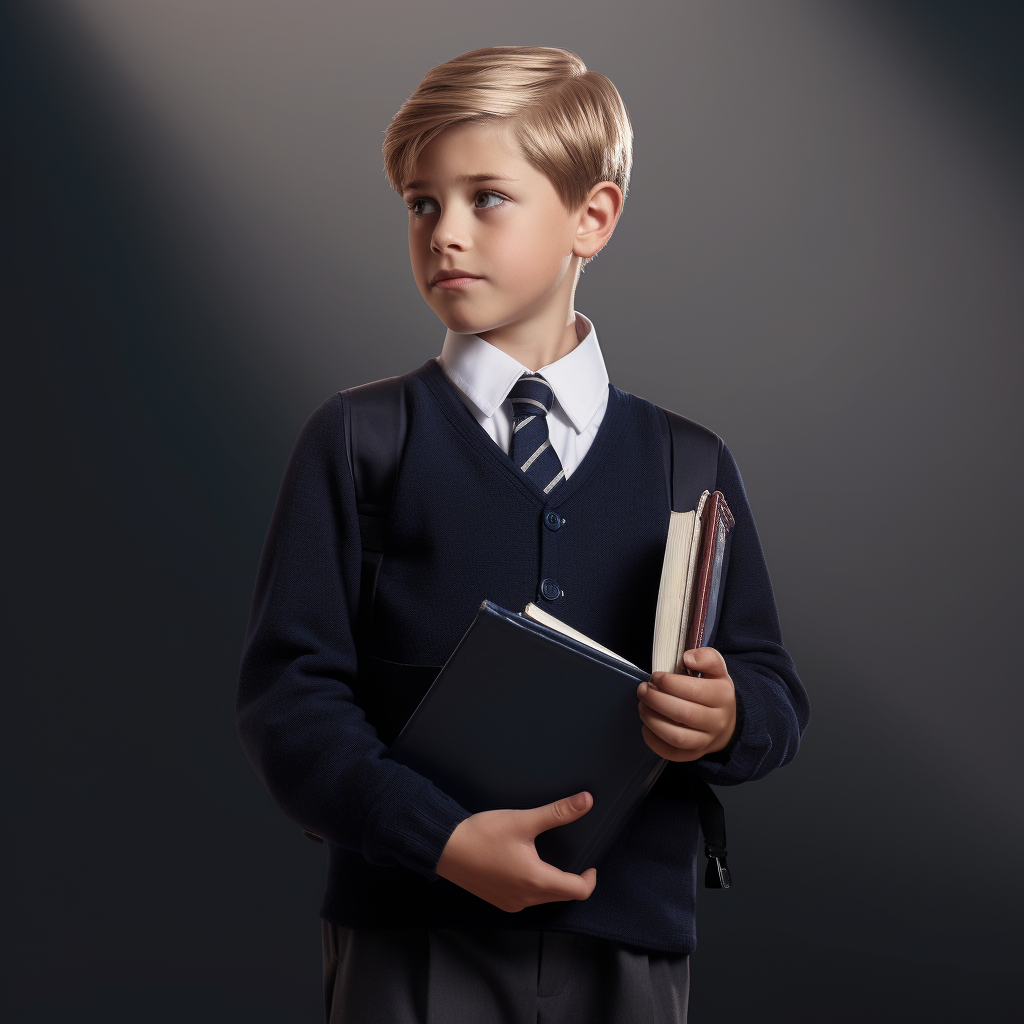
[5,0,1022,1020]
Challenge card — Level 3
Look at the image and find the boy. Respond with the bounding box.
[237,46,809,1024]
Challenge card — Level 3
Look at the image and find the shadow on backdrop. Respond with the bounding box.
[4,2,325,1020]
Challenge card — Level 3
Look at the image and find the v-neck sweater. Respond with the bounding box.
[236,358,809,954]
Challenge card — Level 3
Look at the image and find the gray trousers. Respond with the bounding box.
[322,922,689,1024]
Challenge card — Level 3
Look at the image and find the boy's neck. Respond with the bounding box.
[477,303,583,372]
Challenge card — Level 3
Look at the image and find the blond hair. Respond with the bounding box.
[383,46,632,214]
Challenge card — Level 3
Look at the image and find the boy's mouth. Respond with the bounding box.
[432,269,484,288]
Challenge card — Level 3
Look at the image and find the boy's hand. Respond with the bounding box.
[637,647,737,761]
[435,791,598,913]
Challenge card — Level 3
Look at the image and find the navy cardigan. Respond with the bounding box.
[236,358,809,953]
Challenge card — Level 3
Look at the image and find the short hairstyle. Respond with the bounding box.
[383,46,633,214]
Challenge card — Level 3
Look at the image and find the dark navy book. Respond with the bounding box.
[386,599,666,873]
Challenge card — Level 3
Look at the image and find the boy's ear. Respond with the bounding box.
[573,181,624,261]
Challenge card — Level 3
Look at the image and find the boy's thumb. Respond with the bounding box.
[528,791,593,836]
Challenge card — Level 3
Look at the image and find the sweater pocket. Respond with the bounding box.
[354,654,442,748]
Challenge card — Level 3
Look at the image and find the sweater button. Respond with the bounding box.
[544,511,563,531]
[540,578,562,601]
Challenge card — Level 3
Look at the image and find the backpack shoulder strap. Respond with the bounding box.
[660,407,722,512]
[343,374,409,517]
[658,405,732,889]
[341,374,409,645]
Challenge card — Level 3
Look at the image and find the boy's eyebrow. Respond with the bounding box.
[403,173,519,192]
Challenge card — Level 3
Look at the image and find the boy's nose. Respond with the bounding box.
[431,212,472,253]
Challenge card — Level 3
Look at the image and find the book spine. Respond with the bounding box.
[567,753,668,873]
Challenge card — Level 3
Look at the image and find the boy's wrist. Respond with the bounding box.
[699,684,744,765]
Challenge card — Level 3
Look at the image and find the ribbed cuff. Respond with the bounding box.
[694,671,772,785]
[361,771,472,880]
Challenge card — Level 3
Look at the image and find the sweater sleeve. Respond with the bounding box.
[688,440,810,786]
[235,394,471,879]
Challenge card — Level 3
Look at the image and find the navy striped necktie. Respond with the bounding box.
[508,373,565,495]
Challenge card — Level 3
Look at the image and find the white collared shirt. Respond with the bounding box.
[436,312,611,480]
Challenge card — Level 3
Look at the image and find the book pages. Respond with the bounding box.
[673,515,705,673]
[522,603,638,668]
[651,510,696,673]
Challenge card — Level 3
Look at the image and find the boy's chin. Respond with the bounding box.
[434,310,500,337]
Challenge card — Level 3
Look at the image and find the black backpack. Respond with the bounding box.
[307,372,731,889]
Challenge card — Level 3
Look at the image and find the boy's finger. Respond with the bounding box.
[648,668,732,707]
[638,705,710,752]
[522,791,593,837]
[681,646,728,677]
[640,723,704,762]
[531,862,598,902]
[637,685,721,731]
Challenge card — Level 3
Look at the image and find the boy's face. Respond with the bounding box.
[402,121,586,336]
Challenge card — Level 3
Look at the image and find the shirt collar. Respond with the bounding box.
[437,312,610,434]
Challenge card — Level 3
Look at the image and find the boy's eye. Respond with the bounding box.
[409,197,439,217]
[474,190,508,210]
